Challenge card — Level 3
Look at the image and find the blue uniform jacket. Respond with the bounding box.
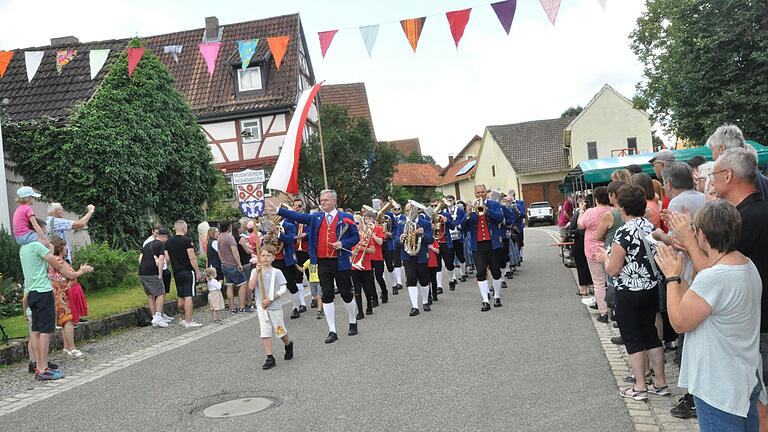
[277,220,297,266]
[277,208,360,271]
[461,199,505,251]
[383,211,398,251]
[399,214,434,264]
[515,200,526,230]
[438,206,465,249]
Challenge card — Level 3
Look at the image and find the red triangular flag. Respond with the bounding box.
[446,8,472,49]
[400,17,427,53]
[267,36,290,70]
[127,47,144,77]
[0,51,14,79]
[318,30,338,58]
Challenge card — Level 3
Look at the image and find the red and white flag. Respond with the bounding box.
[267,82,323,194]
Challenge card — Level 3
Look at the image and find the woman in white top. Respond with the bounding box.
[656,201,765,431]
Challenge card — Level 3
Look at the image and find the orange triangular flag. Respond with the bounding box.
[400,17,426,52]
[267,36,291,70]
[0,51,14,79]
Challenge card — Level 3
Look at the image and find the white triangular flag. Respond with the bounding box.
[89,49,110,79]
[163,45,183,63]
[359,25,379,58]
[24,51,44,82]
[597,0,607,10]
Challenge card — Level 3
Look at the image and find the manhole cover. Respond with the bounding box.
[201,397,277,418]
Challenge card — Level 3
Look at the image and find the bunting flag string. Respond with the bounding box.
[55,50,76,75]
[237,39,258,70]
[89,49,110,80]
[359,25,379,58]
[267,36,290,70]
[491,0,517,35]
[163,45,183,63]
[446,8,472,49]
[0,51,13,79]
[318,30,338,58]
[539,0,562,25]
[400,17,426,53]
[24,51,44,82]
[127,47,144,77]
[198,42,221,77]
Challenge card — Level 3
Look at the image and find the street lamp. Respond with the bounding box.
[0,97,12,230]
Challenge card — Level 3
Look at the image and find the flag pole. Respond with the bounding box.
[317,116,329,190]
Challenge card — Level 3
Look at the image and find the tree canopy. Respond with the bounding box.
[297,104,399,209]
[631,1,768,145]
[4,39,218,249]
[561,106,583,118]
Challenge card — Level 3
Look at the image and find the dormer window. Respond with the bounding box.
[238,67,263,92]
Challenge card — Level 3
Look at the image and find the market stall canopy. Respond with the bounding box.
[560,140,767,193]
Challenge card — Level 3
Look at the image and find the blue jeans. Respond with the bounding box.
[694,385,760,432]
[463,239,474,266]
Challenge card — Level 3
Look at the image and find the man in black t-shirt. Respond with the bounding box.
[138,227,170,327]
[166,220,202,328]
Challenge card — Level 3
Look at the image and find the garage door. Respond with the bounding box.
[521,181,563,210]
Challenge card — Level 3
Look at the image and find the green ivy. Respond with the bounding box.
[4,38,218,250]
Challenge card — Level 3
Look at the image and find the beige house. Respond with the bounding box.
[438,135,481,201]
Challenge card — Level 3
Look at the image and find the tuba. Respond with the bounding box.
[351,221,375,270]
[263,202,292,254]
[402,200,426,256]
[431,198,451,241]
[375,199,394,236]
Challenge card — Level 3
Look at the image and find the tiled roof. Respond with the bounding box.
[439,157,477,186]
[0,13,304,122]
[392,162,442,187]
[487,116,574,175]
[386,138,421,156]
[319,82,375,138]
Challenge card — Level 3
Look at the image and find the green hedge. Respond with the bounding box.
[73,242,138,293]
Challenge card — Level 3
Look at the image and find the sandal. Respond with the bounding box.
[623,371,653,384]
[647,384,671,396]
[620,386,648,401]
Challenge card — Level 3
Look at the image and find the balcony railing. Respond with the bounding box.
[611,148,638,157]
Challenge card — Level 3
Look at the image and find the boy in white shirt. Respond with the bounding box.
[249,245,295,370]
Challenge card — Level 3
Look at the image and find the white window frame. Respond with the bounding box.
[240,118,261,143]
[237,66,262,92]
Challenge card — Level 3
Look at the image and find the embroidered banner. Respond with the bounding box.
[318,30,338,58]
[25,51,44,82]
[446,8,472,48]
[237,39,258,69]
[400,17,426,52]
[89,49,110,80]
[127,47,144,77]
[359,25,379,58]
[491,0,517,35]
[56,50,76,75]
[539,0,561,25]
[198,42,221,77]
[267,36,290,70]
[163,45,183,63]
[0,51,13,79]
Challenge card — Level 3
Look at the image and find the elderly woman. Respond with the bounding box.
[48,236,93,357]
[595,184,668,401]
[657,202,765,431]
[46,202,95,262]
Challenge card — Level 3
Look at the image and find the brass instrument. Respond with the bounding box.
[470,198,486,216]
[431,198,451,241]
[402,200,426,256]
[375,199,394,236]
[295,222,305,252]
[351,221,375,270]
[263,202,292,254]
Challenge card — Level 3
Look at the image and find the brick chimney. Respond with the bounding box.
[448,154,455,165]
[204,16,220,42]
[50,36,79,47]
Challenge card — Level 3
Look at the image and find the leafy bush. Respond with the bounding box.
[73,242,138,293]
[0,274,23,319]
[0,227,22,285]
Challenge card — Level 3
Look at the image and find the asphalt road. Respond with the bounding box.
[1,227,632,431]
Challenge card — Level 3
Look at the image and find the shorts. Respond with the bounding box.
[15,231,39,245]
[208,290,225,311]
[257,306,287,338]
[140,275,166,297]
[174,270,196,298]
[309,281,321,297]
[28,290,56,333]
[222,264,246,286]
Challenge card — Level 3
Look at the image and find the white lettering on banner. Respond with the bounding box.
[232,169,265,185]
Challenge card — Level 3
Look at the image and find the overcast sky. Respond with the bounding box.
[0,0,654,165]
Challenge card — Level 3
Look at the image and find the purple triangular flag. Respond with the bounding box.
[491,0,517,35]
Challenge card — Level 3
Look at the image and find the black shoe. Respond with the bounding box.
[409,307,420,316]
[372,298,379,308]
[356,312,365,320]
[611,336,624,345]
[392,285,399,295]
[381,291,388,304]
[460,275,467,282]
[284,341,294,360]
[494,298,502,307]
[262,356,276,370]
[310,299,318,309]
[298,305,307,313]
[436,287,443,294]
[396,284,403,292]
[348,323,358,336]
[596,314,609,323]
[505,271,513,279]
[325,332,338,343]
[449,280,456,290]
[432,295,439,302]
[481,302,491,312]
[670,393,696,419]
[428,296,433,305]
[365,308,373,316]
[501,281,508,288]
[423,303,431,312]
[290,308,301,319]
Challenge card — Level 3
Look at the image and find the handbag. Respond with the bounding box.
[640,234,666,312]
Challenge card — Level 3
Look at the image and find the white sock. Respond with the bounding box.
[478,280,490,303]
[452,268,458,281]
[291,292,301,310]
[492,279,502,299]
[324,302,337,334]
[297,284,306,306]
[344,301,357,324]
[420,285,430,304]
[436,271,443,288]
[408,286,419,309]
[395,267,403,285]
[387,270,395,286]
[460,263,467,275]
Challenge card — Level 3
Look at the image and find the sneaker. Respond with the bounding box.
[596,314,609,324]
[623,373,653,385]
[161,313,174,322]
[581,297,597,307]
[63,348,84,358]
[647,384,671,396]
[284,341,294,361]
[151,316,169,328]
[611,336,625,345]
[262,355,276,370]
[35,368,65,381]
[317,311,324,320]
[182,320,202,328]
[671,393,696,419]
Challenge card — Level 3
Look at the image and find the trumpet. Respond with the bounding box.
[470,198,486,216]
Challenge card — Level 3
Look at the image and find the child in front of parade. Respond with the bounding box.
[248,245,294,370]
[302,258,322,319]
[428,239,440,303]
[205,267,225,323]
